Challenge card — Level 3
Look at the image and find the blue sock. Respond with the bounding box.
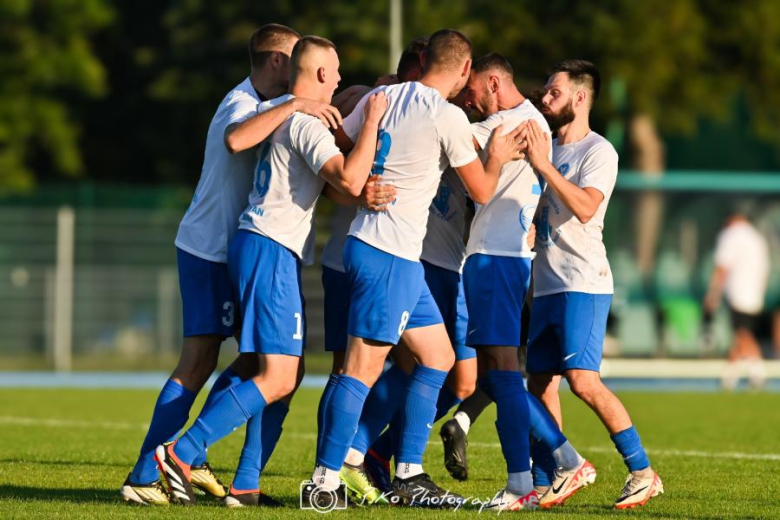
[130,379,197,484]
[487,370,531,473]
[316,374,340,460]
[352,365,409,455]
[260,401,289,471]
[231,401,290,491]
[434,385,461,422]
[317,375,370,470]
[527,392,564,486]
[396,365,448,464]
[611,426,650,472]
[174,380,266,465]
[369,425,395,462]
[191,369,243,466]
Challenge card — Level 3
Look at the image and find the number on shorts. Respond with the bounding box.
[397,310,410,336]
[293,312,303,340]
[222,301,235,327]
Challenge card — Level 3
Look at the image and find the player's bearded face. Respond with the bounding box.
[542,96,575,131]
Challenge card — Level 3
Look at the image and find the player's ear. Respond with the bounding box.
[462,58,472,78]
[317,66,326,84]
[489,74,500,93]
[575,89,587,108]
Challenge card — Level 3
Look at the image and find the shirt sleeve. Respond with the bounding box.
[578,141,619,199]
[225,91,261,126]
[436,104,479,168]
[291,116,343,175]
[714,229,737,270]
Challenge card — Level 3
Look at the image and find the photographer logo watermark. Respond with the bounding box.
[299,481,348,513]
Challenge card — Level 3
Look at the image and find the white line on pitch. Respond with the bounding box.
[0,415,148,431]
[468,442,780,461]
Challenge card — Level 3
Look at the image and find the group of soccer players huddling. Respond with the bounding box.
[120,23,664,512]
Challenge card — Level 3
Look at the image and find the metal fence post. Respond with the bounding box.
[53,206,75,372]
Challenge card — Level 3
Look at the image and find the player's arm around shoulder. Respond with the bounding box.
[318,91,388,197]
[224,95,342,154]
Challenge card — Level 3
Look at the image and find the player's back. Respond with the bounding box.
[344,81,476,262]
[239,94,340,265]
[175,78,263,263]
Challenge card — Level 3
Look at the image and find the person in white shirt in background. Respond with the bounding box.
[705,212,770,390]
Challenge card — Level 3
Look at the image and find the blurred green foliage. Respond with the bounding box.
[1,0,779,191]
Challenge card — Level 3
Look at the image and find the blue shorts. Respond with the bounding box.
[344,237,443,345]
[422,260,475,361]
[227,230,305,356]
[322,265,350,352]
[526,292,612,374]
[177,247,235,338]
[463,254,532,347]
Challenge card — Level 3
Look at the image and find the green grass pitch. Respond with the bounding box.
[1,388,779,518]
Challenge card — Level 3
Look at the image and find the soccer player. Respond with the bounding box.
[120,23,341,506]
[449,53,588,511]
[521,59,664,509]
[310,29,524,508]
[154,35,389,506]
[704,211,770,390]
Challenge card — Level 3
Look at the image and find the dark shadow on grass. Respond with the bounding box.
[0,484,123,504]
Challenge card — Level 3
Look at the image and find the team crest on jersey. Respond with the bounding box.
[557,163,570,175]
[519,203,536,232]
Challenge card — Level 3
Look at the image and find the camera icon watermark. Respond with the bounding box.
[299,480,348,513]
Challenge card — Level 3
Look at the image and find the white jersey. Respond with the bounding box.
[420,169,469,272]
[467,100,551,259]
[238,94,342,265]
[342,82,478,262]
[175,77,264,263]
[533,131,619,296]
[714,221,770,314]
[321,204,357,272]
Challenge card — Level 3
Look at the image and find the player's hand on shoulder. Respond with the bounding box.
[519,119,551,169]
[526,223,536,250]
[374,74,399,87]
[364,92,389,124]
[487,123,525,165]
[361,174,396,212]
[295,98,343,130]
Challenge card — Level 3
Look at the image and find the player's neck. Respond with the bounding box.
[249,71,277,101]
[290,82,326,104]
[497,87,525,112]
[556,116,591,145]
[419,73,458,100]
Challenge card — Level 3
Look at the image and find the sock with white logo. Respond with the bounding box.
[312,465,341,491]
[453,411,471,435]
[611,425,650,472]
[395,365,448,466]
[507,471,534,496]
[395,462,424,480]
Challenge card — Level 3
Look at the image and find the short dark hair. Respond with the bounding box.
[396,37,428,81]
[472,52,514,78]
[290,35,337,83]
[547,59,601,102]
[425,29,472,73]
[249,24,301,70]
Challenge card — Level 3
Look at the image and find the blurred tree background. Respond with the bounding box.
[1,0,779,197]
